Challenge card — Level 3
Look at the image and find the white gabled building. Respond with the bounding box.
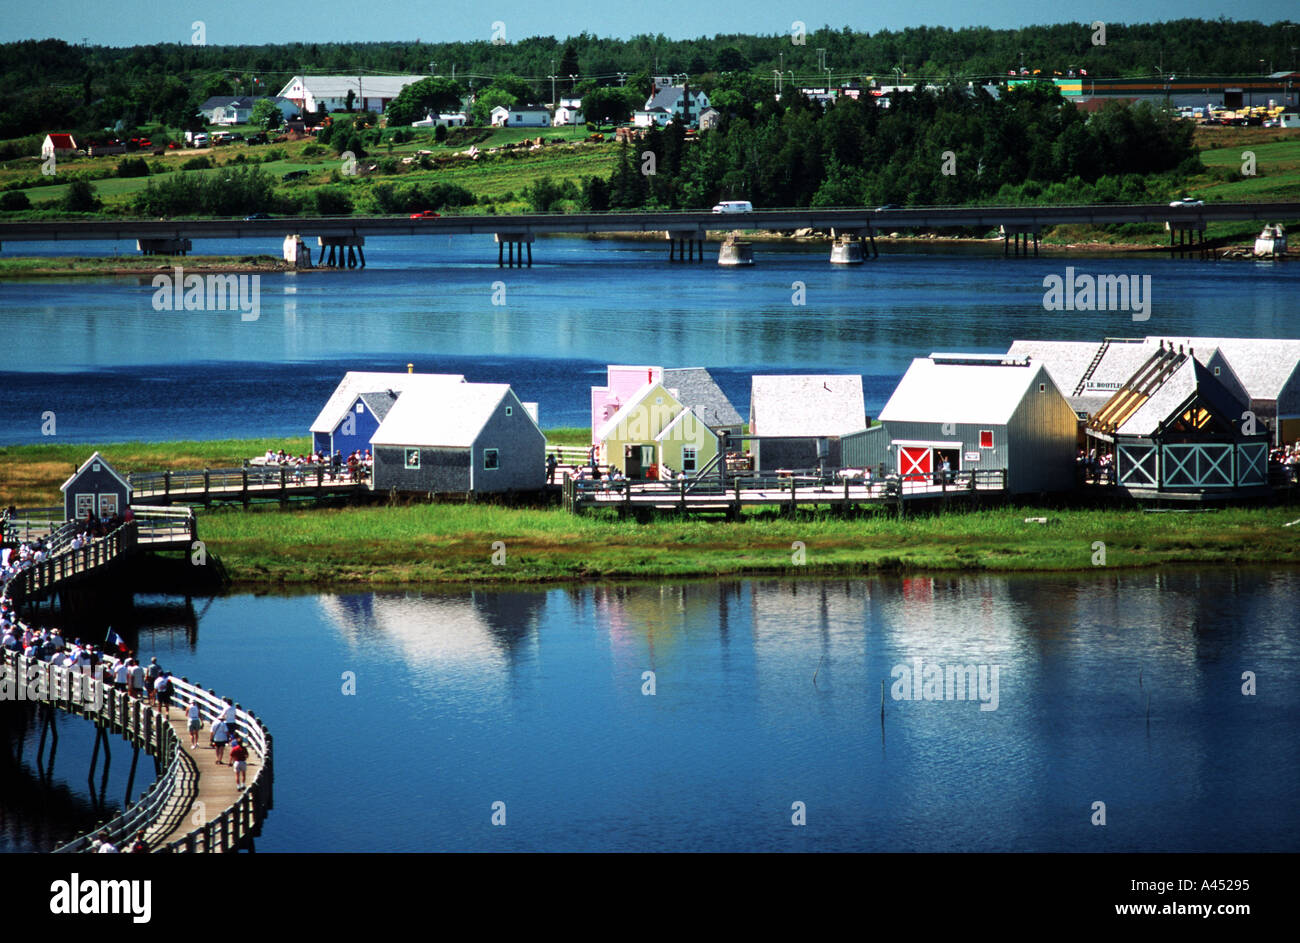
[642,84,710,127]
[552,98,585,125]
[277,75,429,113]
[490,104,551,127]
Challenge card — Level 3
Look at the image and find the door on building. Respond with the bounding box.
[898,446,932,481]
[933,448,960,484]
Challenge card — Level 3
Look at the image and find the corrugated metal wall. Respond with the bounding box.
[1006,372,1080,493]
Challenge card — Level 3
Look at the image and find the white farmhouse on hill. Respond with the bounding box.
[490,105,551,127]
[278,75,428,113]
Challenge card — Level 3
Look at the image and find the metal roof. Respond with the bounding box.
[356,391,398,423]
[310,372,464,434]
[60,451,130,495]
[1116,356,1247,436]
[878,357,1049,425]
[663,367,742,427]
[370,383,515,448]
[1146,336,1300,401]
[750,375,865,437]
[277,75,429,99]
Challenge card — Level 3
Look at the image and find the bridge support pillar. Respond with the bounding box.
[282,235,313,268]
[316,235,365,269]
[666,229,706,263]
[494,232,535,268]
[1165,219,1208,258]
[718,235,755,266]
[136,238,192,257]
[1000,225,1040,258]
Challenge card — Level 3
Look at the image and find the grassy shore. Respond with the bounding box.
[0,255,299,278]
[198,501,1300,586]
[0,432,590,508]
[3,438,1298,585]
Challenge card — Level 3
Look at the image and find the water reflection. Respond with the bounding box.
[6,569,1297,852]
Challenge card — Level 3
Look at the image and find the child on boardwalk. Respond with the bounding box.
[229,738,249,790]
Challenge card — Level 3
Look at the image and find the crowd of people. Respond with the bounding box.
[1077,448,1117,484]
[2,571,255,849]
[256,447,372,483]
[1270,444,1300,482]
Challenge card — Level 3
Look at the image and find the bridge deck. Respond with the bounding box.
[146,709,263,851]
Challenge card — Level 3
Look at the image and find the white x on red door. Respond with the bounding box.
[899,446,932,480]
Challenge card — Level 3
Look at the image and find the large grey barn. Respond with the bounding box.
[844,354,1078,494]
[370,383,546,494]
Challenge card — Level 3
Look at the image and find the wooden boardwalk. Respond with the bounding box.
[128,464,370,507]
[564,469,1008,515]
[3,517,271,852]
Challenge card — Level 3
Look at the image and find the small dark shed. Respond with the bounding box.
[61,452,131,521]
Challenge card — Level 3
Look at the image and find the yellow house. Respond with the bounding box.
[597,381,719,479]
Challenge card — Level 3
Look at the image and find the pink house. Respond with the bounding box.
[591,365,664,444]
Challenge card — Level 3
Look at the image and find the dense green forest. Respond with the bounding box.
[1,19,1296,140]
[548,83,1199,211]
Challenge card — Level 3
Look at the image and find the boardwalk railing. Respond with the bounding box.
[5,520,138,603]
[164,677,273,853]
[566,468,1008,512]
[3,507,64,543]
[129,463,368,504]
[0,652,272,853]
[2,514,270,852]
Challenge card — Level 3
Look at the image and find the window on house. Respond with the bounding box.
[505,406,512,416]
[682,447,697,472]
[979,430,994,449]
[356,403,365,413]
[1214,366,1221,376]
[1039,383,1046,392]
[483,449,499,470]
[404,449,420,470]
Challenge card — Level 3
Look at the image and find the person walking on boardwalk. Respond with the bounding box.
[219,697,238,740]
[229,738,249,790]
[547,452,558,485]
[187,699,202,748]
[210,716,229,764]
[127,658,145,698]
[145,657,162,705]
[154,671,173,719]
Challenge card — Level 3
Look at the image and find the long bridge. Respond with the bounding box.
[1,201,1296,265]
[2,515,272,851]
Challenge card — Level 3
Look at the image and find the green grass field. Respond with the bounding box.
[3,437,1298,586]
[198,501,1300,586]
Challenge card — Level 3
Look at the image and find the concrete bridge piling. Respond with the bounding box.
[666,229,706,262]
[316,235,365,268]
[1000,224,1040,257]
[1165,219,1210,258]
[495,232,534,268]
[136,238,192,257]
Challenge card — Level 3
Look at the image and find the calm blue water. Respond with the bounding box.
[12,571,1298,853]
[1,236,1297,443]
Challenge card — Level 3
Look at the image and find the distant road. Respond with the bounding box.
[1,202,1297,244]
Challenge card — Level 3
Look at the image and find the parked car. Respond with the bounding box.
[1169,196,1204,207]
[712,200,753,214]
[409,210,441,219]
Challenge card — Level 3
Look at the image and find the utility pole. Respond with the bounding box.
[550,59,556,107]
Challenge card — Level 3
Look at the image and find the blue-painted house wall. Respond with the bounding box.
[320,396,386,456]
